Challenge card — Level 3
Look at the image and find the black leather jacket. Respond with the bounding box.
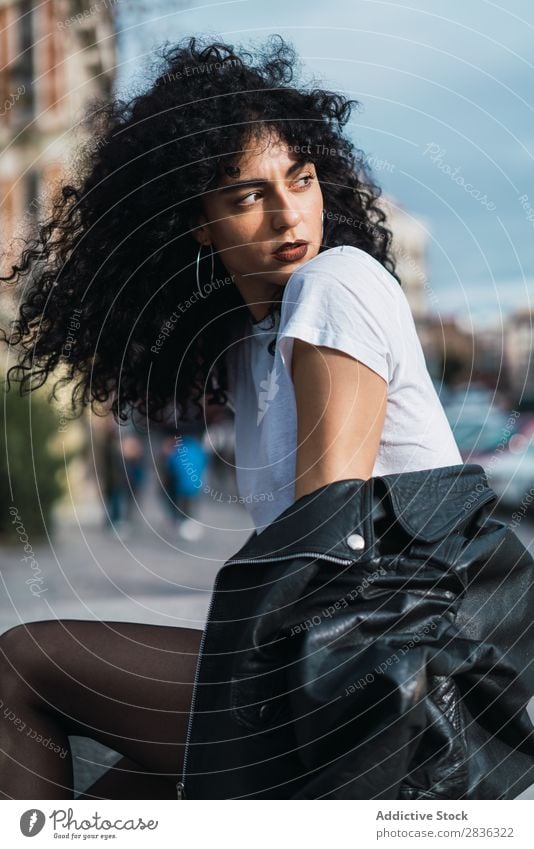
[177,463,534,799]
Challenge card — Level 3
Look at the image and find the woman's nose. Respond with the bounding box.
[271,203,301,231]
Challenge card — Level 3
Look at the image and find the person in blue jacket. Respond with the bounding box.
[165,425,208,540]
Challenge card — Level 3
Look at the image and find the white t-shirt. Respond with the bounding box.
[226,244,462,534]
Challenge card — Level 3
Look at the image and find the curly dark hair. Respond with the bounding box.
[0,33,399,426]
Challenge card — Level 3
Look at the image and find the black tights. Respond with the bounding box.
[0,619,203,799]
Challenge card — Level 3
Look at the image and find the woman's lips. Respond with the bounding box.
[272,242,309,263]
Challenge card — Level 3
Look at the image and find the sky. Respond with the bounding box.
[114,0,534,330]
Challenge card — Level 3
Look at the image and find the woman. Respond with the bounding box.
[0,34,464,799]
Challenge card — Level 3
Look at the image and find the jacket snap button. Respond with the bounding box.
[347,533,365,551]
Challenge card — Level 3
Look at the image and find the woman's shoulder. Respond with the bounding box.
[277,245,409,387]
[296,243,383,268]
[283,245,401,301]
[280,245,404,321]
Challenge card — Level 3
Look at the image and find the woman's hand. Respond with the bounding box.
[291,339,387,501]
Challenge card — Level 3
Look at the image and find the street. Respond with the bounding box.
[0,470,252,796]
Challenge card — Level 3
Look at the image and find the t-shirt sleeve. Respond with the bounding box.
[277,253,400,385]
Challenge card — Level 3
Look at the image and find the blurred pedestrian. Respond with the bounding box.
[165,423,208,540]
[100,416,126,529]
[120,432,146,526]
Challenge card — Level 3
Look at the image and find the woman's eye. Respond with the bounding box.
[294,173,314,188]
[237,191,261,207]
[235,173,314,207]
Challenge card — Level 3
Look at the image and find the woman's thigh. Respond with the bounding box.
[0,618,203,779]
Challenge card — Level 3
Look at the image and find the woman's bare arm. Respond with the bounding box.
[291,339,388,501]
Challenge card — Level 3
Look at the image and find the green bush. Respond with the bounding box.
[0,381,66,540]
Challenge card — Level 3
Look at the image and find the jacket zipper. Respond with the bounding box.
[176,566,221,801]
[224,552,355,566]
[176,548,355,798]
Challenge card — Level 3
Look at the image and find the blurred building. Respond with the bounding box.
[419,315,475,385]
[0,0,117,520]
[474,325,507,387]
[416,312,520,402]
[379,193,430,322]
[0,0,116,278]
[505,309,534,403]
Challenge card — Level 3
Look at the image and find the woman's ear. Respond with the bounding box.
[191,215,211,247]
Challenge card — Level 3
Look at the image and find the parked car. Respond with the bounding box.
[483,436,534,513]
[443,394,515,462]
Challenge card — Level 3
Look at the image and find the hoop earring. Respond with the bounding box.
[321,208,325,244]
[196,243,215,299]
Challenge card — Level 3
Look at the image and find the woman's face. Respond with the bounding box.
[193,130,324,306]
